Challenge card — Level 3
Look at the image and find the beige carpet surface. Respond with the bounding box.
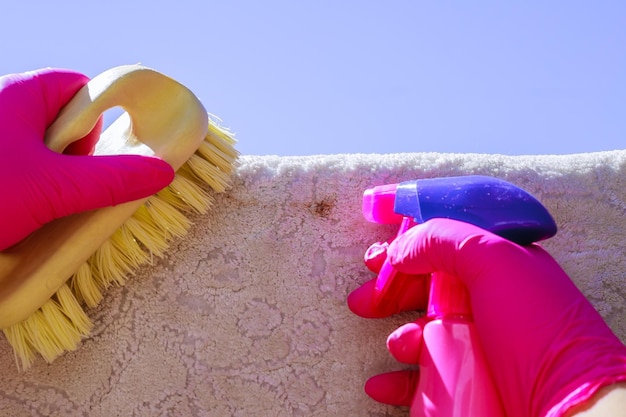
[1,151,625,416]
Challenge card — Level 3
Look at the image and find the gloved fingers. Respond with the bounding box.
[386,218,525,288]
[26,68,92,127]
[364,370,420,407]
[386,316,428,364]
[34,68,104,155]
[347,275,428,318]
[0,68,102,155]
[0,152,175,251]
[36,153,175,221]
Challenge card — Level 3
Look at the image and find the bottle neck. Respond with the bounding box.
[427,271,473,321]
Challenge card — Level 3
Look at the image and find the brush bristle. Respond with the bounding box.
[2,285,93,371]
[3,122,238,370]
[70,262,104,309]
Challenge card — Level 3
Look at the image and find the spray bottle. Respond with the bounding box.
[362,175,557,416]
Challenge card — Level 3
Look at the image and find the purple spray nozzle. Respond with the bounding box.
[393,175,556,245]
[364,175,557,245]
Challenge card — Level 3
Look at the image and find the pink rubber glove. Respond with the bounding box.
[354,218,626,417]
[0,68,175,251]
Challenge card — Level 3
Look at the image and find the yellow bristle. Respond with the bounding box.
[198,131,239,173]
[184,154,232,192]
[70,262,104,308]
[26,301,81,363]
[123,213,170,257]
[144,196,193,237]
[110,223,151,267]
[3,324,36,371]
[90,239,132,287]
[152,186,194,212]
[167,175,212,214]
[3,286,92,370]
[207,118,237,148]
[54,285,92,337]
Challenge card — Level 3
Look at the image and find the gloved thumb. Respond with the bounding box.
[37,152,175,220]
[1,152,174,251]
[386,218,501,289]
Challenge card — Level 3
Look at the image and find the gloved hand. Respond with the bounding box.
[0,68,175,251]
[349,218,626,417]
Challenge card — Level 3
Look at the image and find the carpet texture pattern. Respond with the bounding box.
[1,151,625,416]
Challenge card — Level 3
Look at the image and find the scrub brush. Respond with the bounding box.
[0,64,238,370]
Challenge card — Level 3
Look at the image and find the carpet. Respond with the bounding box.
[1,151,625,416]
